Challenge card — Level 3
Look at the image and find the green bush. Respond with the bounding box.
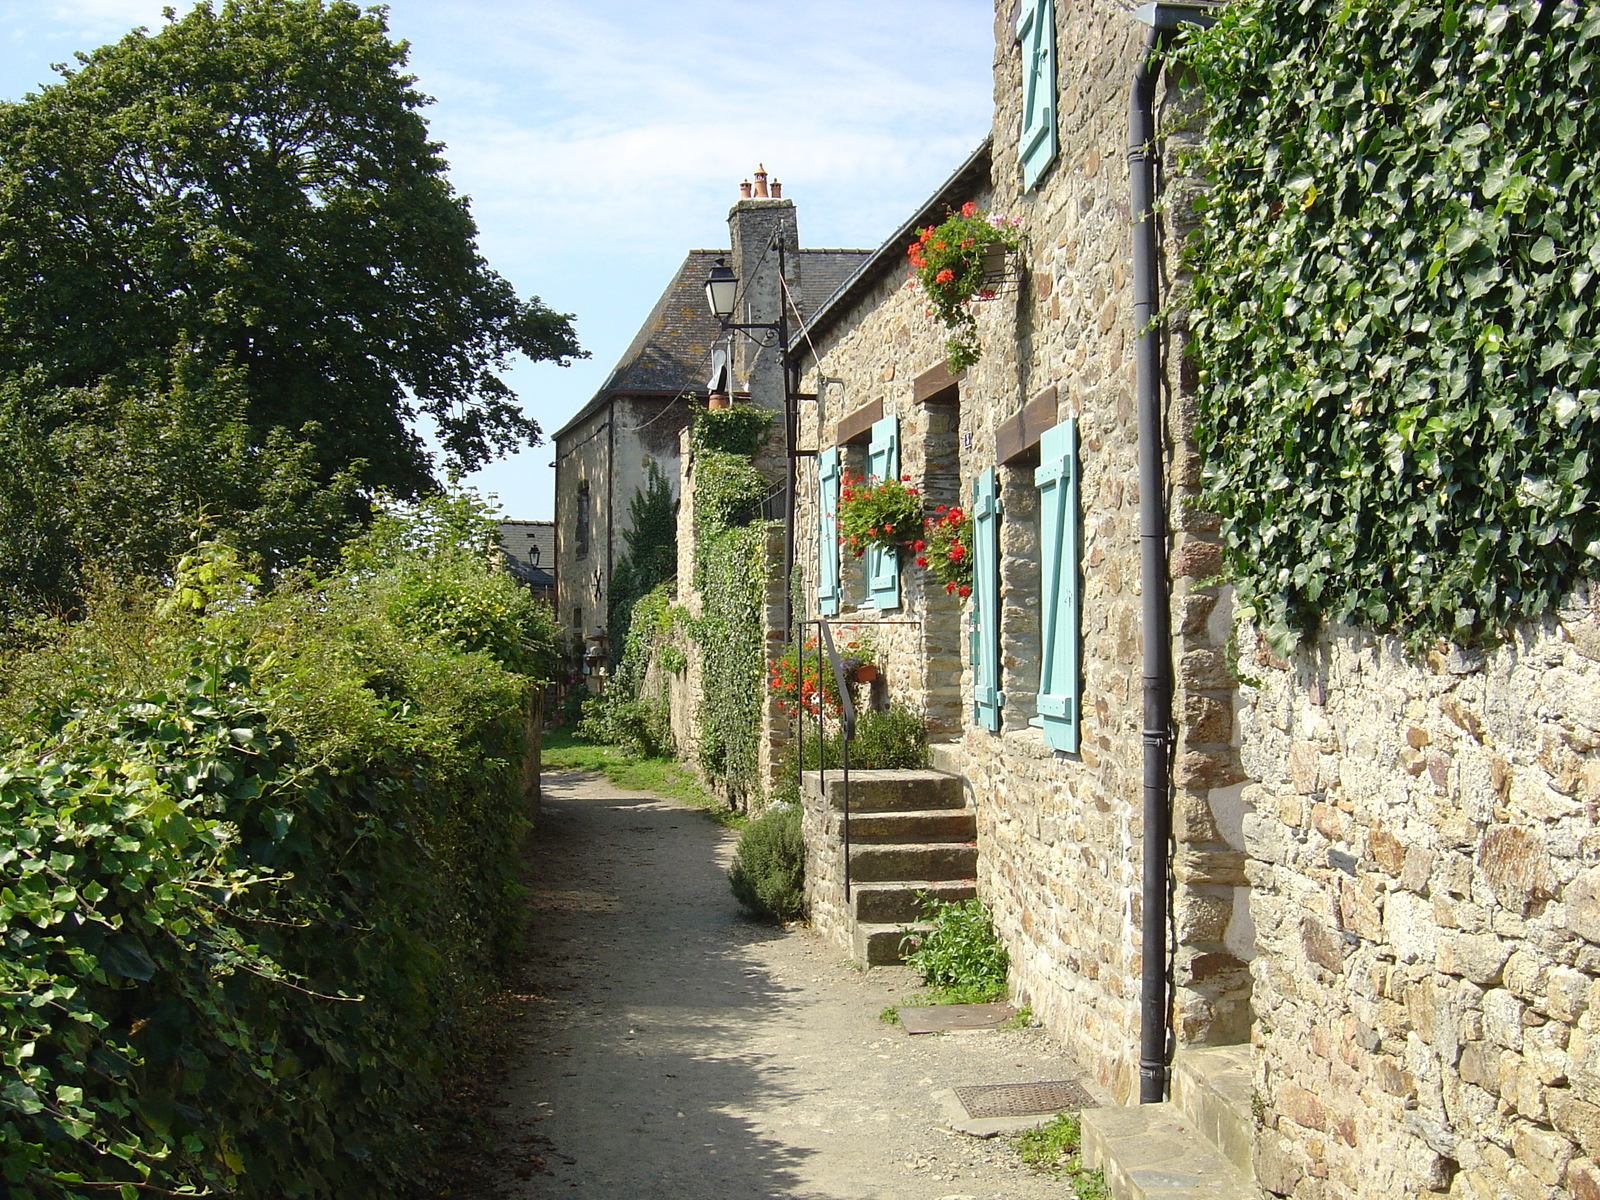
[796,701,930,770]
[692,402,775,458]
[578,692,671,759]
[901,896,1010,1003]
[728,801,806,922]
[0,497,547,1200]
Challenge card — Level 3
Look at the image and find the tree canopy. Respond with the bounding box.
[0,0,583,496]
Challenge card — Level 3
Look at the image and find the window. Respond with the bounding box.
[1017,0,1058,191]
[575,480,590,559]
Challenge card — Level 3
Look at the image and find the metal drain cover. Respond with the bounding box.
[899,1003,1014,1034]
[952,1079,1097,1120]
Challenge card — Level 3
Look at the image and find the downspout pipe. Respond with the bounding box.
[1128,1,1216,1106]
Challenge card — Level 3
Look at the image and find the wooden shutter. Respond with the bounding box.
[817,448,842,616]
[1017,0,1058,191]
[971,468,1002,731]
[866,416,901,611]
[1034,420,1080,752]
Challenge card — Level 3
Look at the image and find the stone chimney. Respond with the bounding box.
[727,165,799,412]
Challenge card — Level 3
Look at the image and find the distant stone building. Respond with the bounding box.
[551,174,867,679]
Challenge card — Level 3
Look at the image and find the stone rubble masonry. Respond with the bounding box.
[786,0,1249,1104]
[1239,582,1600,1198]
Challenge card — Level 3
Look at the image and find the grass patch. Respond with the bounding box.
[1013,1113,1105,1196]
[878,1005,900,1025]
[1002,1005,1035,1029]
[540,727,743,828]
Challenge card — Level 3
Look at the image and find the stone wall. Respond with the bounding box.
[1240,588,1600,1199]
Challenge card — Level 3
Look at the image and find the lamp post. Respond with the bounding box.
[702,247,797,641]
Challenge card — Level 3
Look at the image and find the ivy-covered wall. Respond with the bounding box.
[1185,0,1600,649]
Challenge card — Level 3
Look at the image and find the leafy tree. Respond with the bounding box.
[0,0,583,496]
[607,464,677,651]
[0,356,366,621]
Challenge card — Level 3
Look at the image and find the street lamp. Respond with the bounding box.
[704,259,738,320]
[702,257,781,346]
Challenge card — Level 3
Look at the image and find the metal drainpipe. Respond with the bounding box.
[1130,20,1173,1107]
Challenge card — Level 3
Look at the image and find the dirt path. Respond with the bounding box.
[479,769,1097,1200]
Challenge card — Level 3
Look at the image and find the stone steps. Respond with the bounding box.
[806,768,967,811]
[1081,1047,1258,1200]
[802,768,976,965]
[847,808,977,843]
[848,841,978,883]
[854,921,926,965]
[851,878,977,924]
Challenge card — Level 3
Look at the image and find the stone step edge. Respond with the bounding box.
[1172,1046,1255,1180]
[1081,1103,1258,1200]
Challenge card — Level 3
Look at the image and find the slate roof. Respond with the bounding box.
[498,520,556,589]
[554,247,873,441]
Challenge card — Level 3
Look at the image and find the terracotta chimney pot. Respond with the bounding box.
[753,164,769,198]
[739,179,752,199]
[771,180,782,198]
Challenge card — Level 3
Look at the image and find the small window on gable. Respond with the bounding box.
[575,480,591,559]
[1017,0,1058,191]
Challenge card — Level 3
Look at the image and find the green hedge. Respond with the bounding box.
[0,499,554,1199]
[1184,0,1600,647]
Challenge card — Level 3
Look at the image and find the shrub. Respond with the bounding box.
[901,895,1009,1003]
[578,692,671,759]
[692,402,775,458]
[0,496,546,1200]
[852,702,930,769]
[728,801,806,922]
[795,702,930,770]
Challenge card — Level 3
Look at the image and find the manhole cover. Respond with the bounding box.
[899,1003,1015,1035]
[952,1080,1097,1120]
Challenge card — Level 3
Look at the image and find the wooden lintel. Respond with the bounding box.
[835,398,884,445]
[913,362,963,405]
[996,386,1059,466]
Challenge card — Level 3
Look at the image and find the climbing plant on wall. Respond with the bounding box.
[690,450,771,806]
[1182,0,1600,649]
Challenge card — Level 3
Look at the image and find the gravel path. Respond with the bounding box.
[480,769,1097,1200]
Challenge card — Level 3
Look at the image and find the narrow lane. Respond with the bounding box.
[484,770,1092,1199]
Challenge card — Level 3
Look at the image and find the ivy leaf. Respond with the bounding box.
[1530,236,1557,263]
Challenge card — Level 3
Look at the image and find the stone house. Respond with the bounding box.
[552,175,866,679]
[777,2,1600,1198]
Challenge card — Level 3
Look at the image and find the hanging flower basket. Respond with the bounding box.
[836,472,922,558]
[916,504,974,599]
[769,631,877,715]
[905,202,1024,371]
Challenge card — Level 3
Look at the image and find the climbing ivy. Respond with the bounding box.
[1182,0,1600,648]
[691,523,767,805]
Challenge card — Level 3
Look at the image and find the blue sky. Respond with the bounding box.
[0,0,996,518]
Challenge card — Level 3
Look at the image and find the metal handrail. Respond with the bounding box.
[792,616,923,903]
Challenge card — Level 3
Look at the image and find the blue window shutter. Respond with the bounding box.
[866,416,901,611]
[1034,420,1080,752]
[817,448,842,615]
[1017,0,1058,191]
[971,468,1002,732]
